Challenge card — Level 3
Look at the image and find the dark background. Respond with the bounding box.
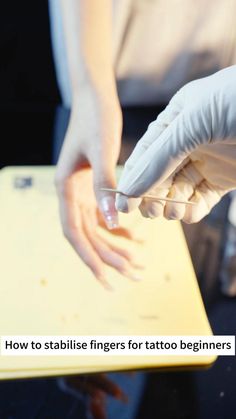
[0,1,59,169]
[0,1,59,105]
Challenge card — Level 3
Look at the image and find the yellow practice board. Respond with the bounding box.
[0,166,216,379]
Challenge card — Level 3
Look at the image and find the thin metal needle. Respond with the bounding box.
[100,188,196,206]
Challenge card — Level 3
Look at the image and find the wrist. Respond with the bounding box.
[71,78,120,110]
[71,69,117,100]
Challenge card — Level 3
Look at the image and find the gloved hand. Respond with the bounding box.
[116,66,236,223]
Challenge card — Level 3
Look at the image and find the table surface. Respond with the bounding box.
[0,105,235,419]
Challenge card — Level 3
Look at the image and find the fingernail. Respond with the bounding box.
[132,235,145,244]
[97,276,113,291]
[121,270,143,281]
[105,214,119,230]
[131,262,145,270]
[99,196,119,230]
[129,274,142,281]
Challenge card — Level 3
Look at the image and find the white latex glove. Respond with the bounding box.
[116,66,236,223]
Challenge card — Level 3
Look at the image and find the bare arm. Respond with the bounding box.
[60,0,117,98]
[55,1,139,286]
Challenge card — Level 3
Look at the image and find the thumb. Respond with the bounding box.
[116,110,199,212]
[93,164,119,230]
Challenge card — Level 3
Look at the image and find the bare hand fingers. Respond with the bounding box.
[83,213,141,279]
[57,188,111,289]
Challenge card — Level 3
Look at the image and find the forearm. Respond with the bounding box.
[60,0,117,100]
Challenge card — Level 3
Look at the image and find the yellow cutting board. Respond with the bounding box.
[0,166,216,379]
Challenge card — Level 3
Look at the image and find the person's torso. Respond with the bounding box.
[113,0,236,104]
[49,0,236,106]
